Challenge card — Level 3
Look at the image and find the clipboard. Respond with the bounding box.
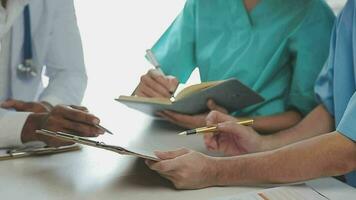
[36,129,160,161]
[0,144,81,161]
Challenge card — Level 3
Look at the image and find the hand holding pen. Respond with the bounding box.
[133,49,179,98]
[21,105,112,147]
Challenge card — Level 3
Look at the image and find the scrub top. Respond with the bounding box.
[315,0,356,187]
[151,0,335,117]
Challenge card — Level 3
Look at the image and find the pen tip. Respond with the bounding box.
[178,132,187,136]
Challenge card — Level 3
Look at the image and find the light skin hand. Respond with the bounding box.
[145,148,218,189]
[135,69,179,98]
[1,99,52,113]
[204,111,263,156]
[157,99,228,129]
[21,105,104,147]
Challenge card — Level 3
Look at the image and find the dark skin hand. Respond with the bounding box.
[21,105,104,147]
[1,99,52,113]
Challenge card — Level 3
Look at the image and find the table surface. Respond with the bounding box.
[0,100,355,200]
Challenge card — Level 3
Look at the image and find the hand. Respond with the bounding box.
[204,111,263,156]
[21,105,104,147]
[135,69,179,98]
[145,148,218,189]
[1,99,52,113]
[157,99,228,129]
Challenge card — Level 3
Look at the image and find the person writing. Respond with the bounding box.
[146,0,356,189]
[134,0,335,133]
[0,0,103,148]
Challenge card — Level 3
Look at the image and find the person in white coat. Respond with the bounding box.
[0,0,104,148]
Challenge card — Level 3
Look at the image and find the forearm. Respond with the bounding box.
[260,105,335,150]
[213,132,356,186]
[249,110,302,134]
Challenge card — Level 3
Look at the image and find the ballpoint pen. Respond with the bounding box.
[131,49,177,97]
[178,119,254,136]
[95,124,114,135]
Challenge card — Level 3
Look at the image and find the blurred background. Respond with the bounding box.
[73,0,347,107]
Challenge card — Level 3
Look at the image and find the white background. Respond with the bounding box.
[73,0,347,106]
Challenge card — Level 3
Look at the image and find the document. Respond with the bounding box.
[212,185,328,200]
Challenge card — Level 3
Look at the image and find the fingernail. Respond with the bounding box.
[93,118,100,124]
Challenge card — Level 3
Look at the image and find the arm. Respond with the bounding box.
[39,0,87,106]
[215,132,356,186]
[146,132,356,189]
[247,110,302,134]
[135,0,197,98]
[203,106,333,156]
[260,104,335,150]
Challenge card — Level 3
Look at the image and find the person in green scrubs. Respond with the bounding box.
[134,0,335,132]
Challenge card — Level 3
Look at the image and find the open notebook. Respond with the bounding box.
[117,79,264,116]
[36,130,159,161]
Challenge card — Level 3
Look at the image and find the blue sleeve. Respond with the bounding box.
[151,0,197,83]
[337,92,356,141]
[314,23,338,116]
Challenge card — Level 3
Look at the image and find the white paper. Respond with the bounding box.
[212,185,328,200]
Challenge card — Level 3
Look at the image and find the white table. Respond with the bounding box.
[0,100,355,200]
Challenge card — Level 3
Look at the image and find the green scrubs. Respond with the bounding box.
[151,0,335,116]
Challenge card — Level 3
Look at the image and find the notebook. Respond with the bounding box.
[36,129,159,161]
[117,79,264,116]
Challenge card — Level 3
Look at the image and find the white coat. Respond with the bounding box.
[0,0,87,147]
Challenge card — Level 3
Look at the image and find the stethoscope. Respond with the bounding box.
[16,5,37,80]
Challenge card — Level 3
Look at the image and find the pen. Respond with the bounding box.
[178,119,254,136]
[66,105,114,135]
[131,49,177,96]
[95,124,114,135]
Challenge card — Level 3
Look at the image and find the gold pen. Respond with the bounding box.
[178,119,254,136]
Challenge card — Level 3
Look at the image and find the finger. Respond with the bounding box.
[61,119,104,137]
[148,69,177,94]
[142,72,171,97]
[162,111,192,124]
[203,134,219,151]
[52,105,100,125]
[154,148,190,160]
[206,111,235,126]
[1,99,26,110]
[139,82,167,98]
[159,112,190,128]
[135,88,149,97]
[147,160,178,172]
[207,99,228,113]
[166,75,179,93]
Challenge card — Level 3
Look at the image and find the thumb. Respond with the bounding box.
[154,148,190,160]
[166,76,179,93]
[207,99,228,113]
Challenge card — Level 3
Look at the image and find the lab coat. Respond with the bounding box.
[0,0,87,147]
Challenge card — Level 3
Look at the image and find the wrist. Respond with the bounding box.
[40,101,54,112]
[207,156,220,187]
[21,113,48,143]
